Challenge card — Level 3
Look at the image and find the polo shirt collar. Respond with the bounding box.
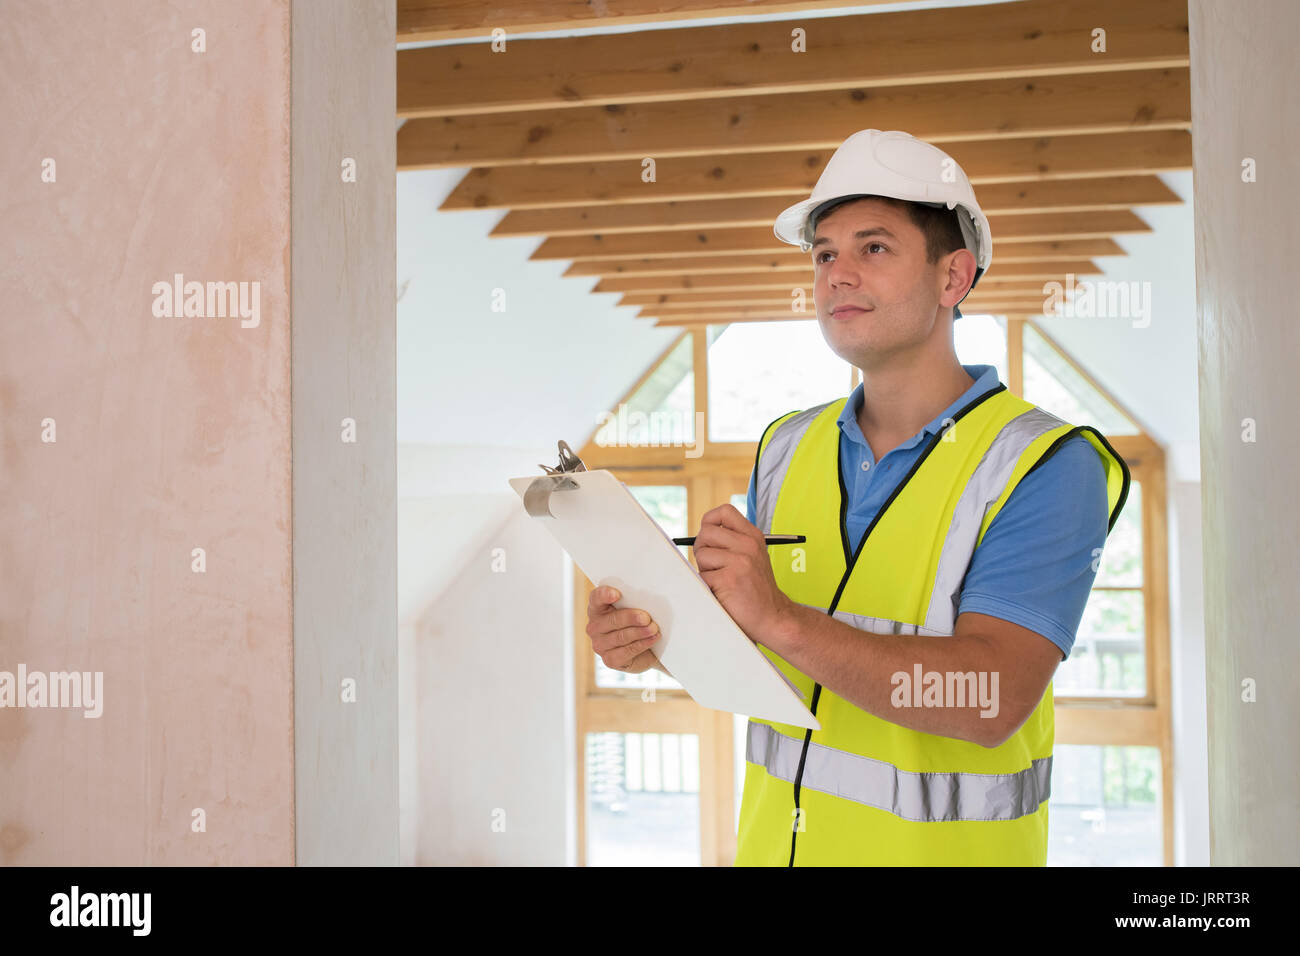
[837,363,1002,450]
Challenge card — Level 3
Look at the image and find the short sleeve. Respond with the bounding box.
[745,466,758,526]
[956,435,1110,660]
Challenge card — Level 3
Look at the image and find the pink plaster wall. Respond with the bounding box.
[0,1,295,864]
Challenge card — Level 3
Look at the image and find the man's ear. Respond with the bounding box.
[940,248,978,308]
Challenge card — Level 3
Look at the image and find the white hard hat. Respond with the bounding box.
[774,129,991,317]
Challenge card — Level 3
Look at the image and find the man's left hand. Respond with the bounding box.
[691,504,795,648]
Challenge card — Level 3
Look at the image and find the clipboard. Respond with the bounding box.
[508,441,820,730]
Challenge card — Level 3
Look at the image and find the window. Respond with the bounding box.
[1048,745,1162,866]
[954,313,1009,384]
[1056,481,1146,696]
[1013,319,1171,865]
[584,732,701,866]
[1022,323,1140,434]
[592,332,695,450]
[706,321,851,442]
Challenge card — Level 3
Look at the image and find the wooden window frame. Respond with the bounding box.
[1011,316,1173,866]
[574,320,1174,867]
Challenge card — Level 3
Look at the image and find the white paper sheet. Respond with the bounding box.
[509,469,820,729]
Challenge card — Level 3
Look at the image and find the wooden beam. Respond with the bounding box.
[642,303,1055,319]
[398,0,1189,116]
[1054,703,1161,746]
[633,297,821,312]
[599,276,784,295]
[434,131,1192,204]
[617,282,1063,308]
[397,0,901,43]
[1007,316,1025,396]
[582,243,1121,278]
[582,695,701,731]
[571,255,1111,279]
[488,176,1181,236]
[400,69,1190,168]
[592,267,1107,295]
[593,269,1109,295]
[650,305,1062,327]
[653,312,815,327]
[605,278,1055,297]
[645,295,1053,317]
[976,209,1153,241]
[531,212,1149,261]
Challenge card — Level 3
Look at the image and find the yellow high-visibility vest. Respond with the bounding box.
[734,383,1130,866]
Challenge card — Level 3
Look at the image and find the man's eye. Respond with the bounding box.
[815,244,884,263]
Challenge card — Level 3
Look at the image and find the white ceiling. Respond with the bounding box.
[1037,170,1199,481]
[396,165,681,457]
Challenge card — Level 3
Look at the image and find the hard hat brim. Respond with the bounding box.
[773,196,824,250]
[776,193,989,270]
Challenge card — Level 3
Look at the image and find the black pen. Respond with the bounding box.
[672,534,806,546]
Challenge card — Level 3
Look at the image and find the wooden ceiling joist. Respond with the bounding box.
[639,291,1052,312]
[488,176,1181,237]
[617,280,1071,308]
[397,0,1189,117]
[566,250,1116,279]
[398,0,1190,336]
[397,0,902,44]
[398,68,1188,169]
[434,131,1192,206]
[648,303,1057,327]
[531,212,1149,261]
[591,268,1106,295]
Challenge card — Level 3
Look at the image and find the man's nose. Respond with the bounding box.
[827,257,859,286]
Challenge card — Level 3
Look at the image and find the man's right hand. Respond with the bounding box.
[585,586,664,674]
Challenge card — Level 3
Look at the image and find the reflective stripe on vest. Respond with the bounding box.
[746,721,1053,823]
[754,403,828,531]
[923,407,1065,634]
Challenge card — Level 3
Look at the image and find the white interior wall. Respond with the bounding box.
[405,493,574,865]
[1190,0,1300,866]
[1038,171,1200,482]
[291,0,398,869]
[1168,480,1209,866]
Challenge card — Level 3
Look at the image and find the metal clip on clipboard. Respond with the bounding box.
[523,440,587,518]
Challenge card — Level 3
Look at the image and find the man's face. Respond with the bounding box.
[809,198,958,368]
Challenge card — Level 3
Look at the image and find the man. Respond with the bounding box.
[586,129,1130,865]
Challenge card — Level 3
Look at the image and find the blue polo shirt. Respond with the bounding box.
[745,363,1109,660]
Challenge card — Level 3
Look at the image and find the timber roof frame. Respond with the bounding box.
[396,0,1191,325]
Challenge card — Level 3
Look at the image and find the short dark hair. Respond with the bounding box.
[812,194,967,265]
